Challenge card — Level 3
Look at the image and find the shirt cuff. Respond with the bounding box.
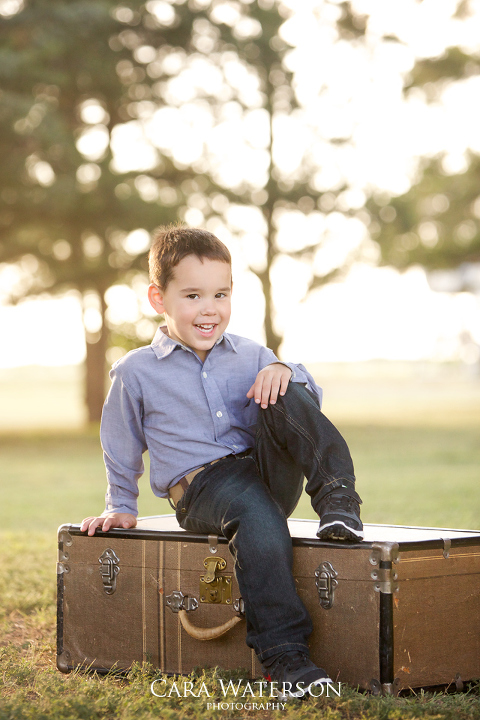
[101,504,138,518]
[278,361,301,381]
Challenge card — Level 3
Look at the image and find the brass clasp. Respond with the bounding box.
[200,557,233,604]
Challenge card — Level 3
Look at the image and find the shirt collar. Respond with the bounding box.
[151,325,237,359]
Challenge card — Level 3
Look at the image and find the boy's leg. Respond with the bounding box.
[254,381,363,541]
[175,455,313,661]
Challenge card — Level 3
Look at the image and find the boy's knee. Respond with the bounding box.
[259,383,320,429]
[281,381,320,408]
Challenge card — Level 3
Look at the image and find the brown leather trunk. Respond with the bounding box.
[57,516,480,694]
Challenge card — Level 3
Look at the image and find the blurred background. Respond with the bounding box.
[1,0,479,532]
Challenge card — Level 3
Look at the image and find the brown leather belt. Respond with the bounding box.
[168,457,226,509]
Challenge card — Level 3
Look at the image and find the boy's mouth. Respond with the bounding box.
[195,323,217,336]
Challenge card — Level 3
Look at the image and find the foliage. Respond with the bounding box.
[2,0,480,424]
[367,153,480,273]
[367,3,480,275]
[0,0,400,421]
[153,0,397,353]
[0,0,199,419]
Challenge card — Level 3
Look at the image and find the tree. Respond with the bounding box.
[2,0,420,423]
[365,1,480,280]
[367,152,480,274]
[0,0,201,420]
[143,0,375,355]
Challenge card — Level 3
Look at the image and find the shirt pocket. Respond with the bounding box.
[226,379,259,429]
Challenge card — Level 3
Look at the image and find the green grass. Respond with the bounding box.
[1,423,479,533]
[2,362,480,718]
[2,652,479,720]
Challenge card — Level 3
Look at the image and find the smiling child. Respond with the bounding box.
[81,225,363,696]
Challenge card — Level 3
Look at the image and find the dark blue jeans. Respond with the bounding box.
[176,382,356,662]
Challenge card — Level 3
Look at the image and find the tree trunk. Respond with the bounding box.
[260,266,281,356]
[84,290,109,423]
[261,80,282,358]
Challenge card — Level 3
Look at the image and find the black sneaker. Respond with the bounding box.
[261,651,332,700]
[317,490,364,542]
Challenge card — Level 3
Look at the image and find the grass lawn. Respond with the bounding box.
[1,362,480,718]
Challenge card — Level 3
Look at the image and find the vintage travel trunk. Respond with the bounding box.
[57,516,480,694]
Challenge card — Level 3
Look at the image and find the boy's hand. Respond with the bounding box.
[246,363,292,409]
[81,513,137,537]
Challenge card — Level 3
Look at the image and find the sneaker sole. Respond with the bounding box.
[317,521,364,542]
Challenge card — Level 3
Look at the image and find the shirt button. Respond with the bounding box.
[216,411,222,418]
[203,372,207,378]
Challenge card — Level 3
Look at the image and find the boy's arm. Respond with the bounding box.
[82,367,147,535]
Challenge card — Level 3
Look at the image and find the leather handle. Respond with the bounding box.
[178,609,243,641]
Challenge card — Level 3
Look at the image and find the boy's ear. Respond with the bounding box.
[148,284,165,315]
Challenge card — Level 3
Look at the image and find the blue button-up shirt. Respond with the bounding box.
[100,326,322,516]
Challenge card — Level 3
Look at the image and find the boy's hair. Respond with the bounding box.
[149,225,232,289]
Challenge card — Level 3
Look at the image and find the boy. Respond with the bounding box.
[82,226,363,696]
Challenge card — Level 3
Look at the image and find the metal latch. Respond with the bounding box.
[203,557,226,582]
[315,561,338,609]
[166,590,199,613]
[98,548,120,595]
[200,557,233,605]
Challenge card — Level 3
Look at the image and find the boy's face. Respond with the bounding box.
[148,254,232,362]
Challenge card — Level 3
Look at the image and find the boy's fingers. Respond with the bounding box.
[266,378,281,406]
[103,515,137,532]
[279,372,290,396]
[122,516,137,529]
[260,376,278,408]
[247,377,264,400]
[247,366,290,407]
[80,516,94,532]
[88,518,104,536]
[81,516,101,536]
[81,514,137,537]
[251,377,264,405]
[258,379,271,408]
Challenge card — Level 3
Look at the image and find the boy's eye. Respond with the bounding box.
[187,294,199,300]
[215,292,227,298]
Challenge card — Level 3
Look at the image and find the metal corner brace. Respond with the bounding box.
[370,542,400,594]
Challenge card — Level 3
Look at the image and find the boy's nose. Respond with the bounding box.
[200,303,215,315]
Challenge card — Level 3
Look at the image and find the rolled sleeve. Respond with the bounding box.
[281,362,323,408]
[100,368,147,517]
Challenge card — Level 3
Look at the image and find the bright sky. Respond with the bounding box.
[1,0,480,368]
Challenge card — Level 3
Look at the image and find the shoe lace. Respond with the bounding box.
[274,652,309,674]
[322,494,358,514]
